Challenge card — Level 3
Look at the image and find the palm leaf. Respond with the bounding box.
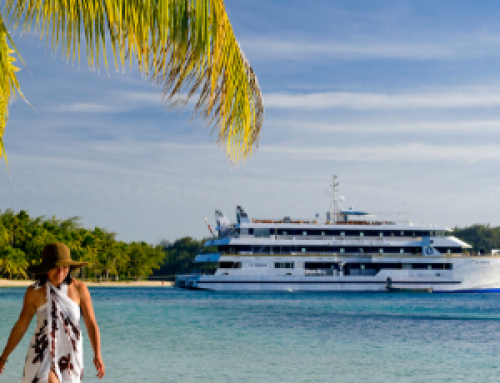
[4,0,264,162]
[0,14,26,171]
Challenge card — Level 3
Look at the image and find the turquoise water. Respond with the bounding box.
[2,288,500,382]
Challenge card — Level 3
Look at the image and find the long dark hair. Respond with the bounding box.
[35,271,73,286]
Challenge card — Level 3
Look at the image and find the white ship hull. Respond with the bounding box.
[176,257,500,293]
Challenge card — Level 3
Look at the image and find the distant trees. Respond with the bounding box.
[0,209,164,280]
[154,237,217,278]
[452,224,500,255]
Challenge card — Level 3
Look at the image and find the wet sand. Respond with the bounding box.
[0,279,173,287]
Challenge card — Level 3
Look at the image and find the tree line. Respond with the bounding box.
[452,225,500,255]
[1,209,500,280]
[0,210,166,281]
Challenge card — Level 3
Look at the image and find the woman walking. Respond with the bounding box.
[0,243,105,382]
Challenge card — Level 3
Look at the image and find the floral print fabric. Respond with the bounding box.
[21,282,83,383]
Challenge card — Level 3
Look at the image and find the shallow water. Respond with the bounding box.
[1,288,500,382]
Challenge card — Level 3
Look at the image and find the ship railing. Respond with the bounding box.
[250,218,428,226]
[275,235,295,240]
[274,235,421,241]
[252,219,409,225]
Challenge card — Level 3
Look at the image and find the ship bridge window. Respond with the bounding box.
[277,229,290,236]
[305,262,338,270]
[189,262,218,275]
[275,262,294,269]
[254,228,271,238]
[411,263,452,270]
[218,262,242,269]
[435,247,461,254]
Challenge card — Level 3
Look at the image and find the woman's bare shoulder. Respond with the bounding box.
[25,285,37,298]
[25,284,46,308]
[72,279,90,294]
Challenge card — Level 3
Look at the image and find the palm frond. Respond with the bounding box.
[4,0,264,161]
[0,13,26,171]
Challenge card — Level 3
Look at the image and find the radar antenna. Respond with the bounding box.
[326,175,339,224]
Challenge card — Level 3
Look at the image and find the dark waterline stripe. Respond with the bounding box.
[197,280,461,285]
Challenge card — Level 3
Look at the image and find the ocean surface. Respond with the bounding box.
[1,288,500,382]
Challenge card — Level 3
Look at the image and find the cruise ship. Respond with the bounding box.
[176,177,500,292]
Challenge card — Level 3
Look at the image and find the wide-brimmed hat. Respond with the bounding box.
[27,243,87,275]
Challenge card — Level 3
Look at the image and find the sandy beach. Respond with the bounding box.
[0,279,173,287]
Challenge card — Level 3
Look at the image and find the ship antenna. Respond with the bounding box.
[326,175,339,224]
[332,175,339,224]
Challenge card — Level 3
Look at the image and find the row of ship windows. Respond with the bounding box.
[219,246,462,255]
[218,262,453,270]
[249,228,448,238]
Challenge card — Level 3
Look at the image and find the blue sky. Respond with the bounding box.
[3,0,500,243]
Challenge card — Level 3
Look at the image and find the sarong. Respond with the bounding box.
[21,281,84,383]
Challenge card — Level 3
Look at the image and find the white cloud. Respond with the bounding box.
[264,91,500,110]
[260,143,500,162]
[46,92,197,114]
[48,102,123,113]
[241,34,500,61]
[267,119,500,133]
[242,39,454,61]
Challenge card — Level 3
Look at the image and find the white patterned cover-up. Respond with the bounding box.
[21,281,83,383]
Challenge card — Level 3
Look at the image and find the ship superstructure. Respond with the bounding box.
[176,177,500,292]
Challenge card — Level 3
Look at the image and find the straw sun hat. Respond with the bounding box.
[27,243,87,275]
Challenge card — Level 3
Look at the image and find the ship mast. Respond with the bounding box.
[330,175,339,224]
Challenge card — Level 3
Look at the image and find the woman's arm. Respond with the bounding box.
[0,287,37,374]
[78,281,105,379]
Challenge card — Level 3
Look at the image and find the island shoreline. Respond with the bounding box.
[0,279,174,288]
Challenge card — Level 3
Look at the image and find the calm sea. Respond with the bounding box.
[1,288,500,382]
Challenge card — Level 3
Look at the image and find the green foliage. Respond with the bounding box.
[0,209,166,280]
[452,224,500,255]
[154,237,216,278]
[0,245,28,278]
